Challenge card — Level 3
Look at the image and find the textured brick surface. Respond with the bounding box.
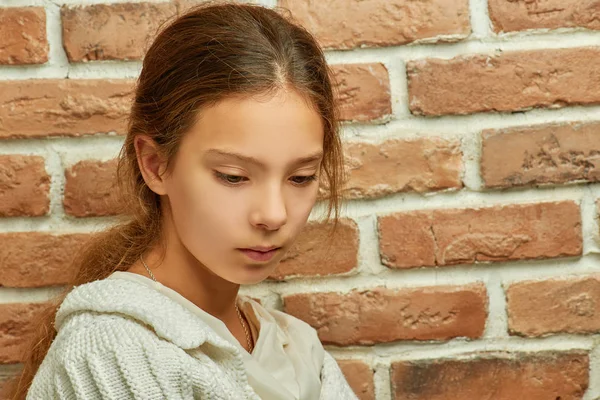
[283,284,487,345]
[63,159,121,217]
[270,219,359,280]
[331,63,391,123]
[61,3,177,62]
[0,232,90,288]
[0,155,50,217]
[0,303,49,364]
[342,138,463,199]
[489,0,600,33]
[0,7,48,65]
[407,47,600,116]
[278,0,470,50]
[379,201,582,269]
[506,275,600,337]
[0,71,386,138]
[391,351,589,400]
[2,1,600,396]
[337,360,375,400]
[482,122,600,188]
[0,80,133,139]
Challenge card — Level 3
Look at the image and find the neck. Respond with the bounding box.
[133,243,241,322]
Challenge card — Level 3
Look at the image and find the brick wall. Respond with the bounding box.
[1,0,600,399]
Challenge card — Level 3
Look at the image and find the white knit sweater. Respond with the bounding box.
[27,277,358,399]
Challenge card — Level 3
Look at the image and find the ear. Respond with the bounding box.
[134,135,169,195]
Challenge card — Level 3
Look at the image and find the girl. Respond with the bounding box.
[5,1,357,399]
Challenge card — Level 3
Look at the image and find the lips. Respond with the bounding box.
[238,247,280,262]
[242,246,280,252]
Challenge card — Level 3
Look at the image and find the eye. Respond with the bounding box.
[291,175,318,186]
[214,171,317,187]
[214,171,248,185]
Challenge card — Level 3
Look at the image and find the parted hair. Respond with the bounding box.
[4,2,345,398]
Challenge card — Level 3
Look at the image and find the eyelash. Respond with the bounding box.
[214,171,318,187]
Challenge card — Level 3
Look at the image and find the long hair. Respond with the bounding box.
[4,2,345,398]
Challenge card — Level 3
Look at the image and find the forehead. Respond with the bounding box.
[181,89,324,165]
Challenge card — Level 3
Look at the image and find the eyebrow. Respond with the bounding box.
[204,148,323,168]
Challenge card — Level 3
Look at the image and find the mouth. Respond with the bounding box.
[242,245,281,252]
[238,247,281,262]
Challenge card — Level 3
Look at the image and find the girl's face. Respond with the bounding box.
[162,89,324,285]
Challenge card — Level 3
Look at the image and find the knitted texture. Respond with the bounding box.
[27,278,358,399]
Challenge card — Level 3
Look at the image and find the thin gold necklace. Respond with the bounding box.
[138,254,254,353]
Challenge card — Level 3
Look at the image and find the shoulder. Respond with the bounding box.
[55,311,187,361]
[28,312,196,399]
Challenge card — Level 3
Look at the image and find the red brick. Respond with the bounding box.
[0,232,89,287]
[283,284,487,345]
[0,80,133,139]
[269,219,358,280]
[407,47,600,116]
[0,303,49,364]
[337,360,375,400]
[482,121,600,188]
[379,201,582,269]
[342,138,462,199]
[0,155,50,217]
[61,3,176,62]
[391,351,589,400]
[63,159,122,217]
[332,64,391,123]
[506,275,600,337]
[0,7,48,65]
[278,0,470,50]
[489,0,600,33]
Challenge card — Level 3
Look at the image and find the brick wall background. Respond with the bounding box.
[1,0,600,399]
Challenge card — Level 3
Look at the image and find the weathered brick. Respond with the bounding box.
[0,80,133,139]
[331,63,391,123]
[176,0,266,13]
[342,138,462,199]
[0,7,48,65]
[283,284,487,345]
[506,275,600,337]
[391,351,589,400]
[337,360,375,400]
[0,303,49,364]
[407,47,600,116]
[63,159,122,217]
[482,122,600,188]
[61,3,176,62]
[270,219,358,280]
[0,232,89,288]
[0,155,50,217]
[278,0,470,50]
[489,0,600,33]
[379,201,582,269]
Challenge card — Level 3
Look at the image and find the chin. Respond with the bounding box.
[236,273,273,286]
[233,265,278,286]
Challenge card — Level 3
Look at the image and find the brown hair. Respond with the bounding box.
[4,2,345,398]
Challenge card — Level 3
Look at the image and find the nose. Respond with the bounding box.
[250,183,287,230]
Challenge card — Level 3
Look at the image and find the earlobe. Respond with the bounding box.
[134,135,169,196]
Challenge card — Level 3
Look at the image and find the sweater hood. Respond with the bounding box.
[55,277,238,353]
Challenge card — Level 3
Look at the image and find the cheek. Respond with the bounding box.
[287,187,319,229]
[166,173,236,244]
